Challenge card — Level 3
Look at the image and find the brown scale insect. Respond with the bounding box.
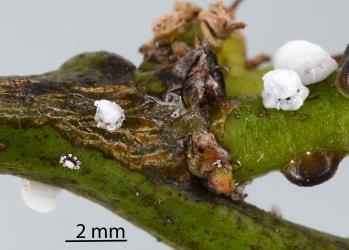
[282,151,344,186]
[181,48,225,108]
[158,41,225,108]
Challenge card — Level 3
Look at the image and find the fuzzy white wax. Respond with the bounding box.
[262,69,309,111]
[59,154,81,170]
[274,40,337,85]
[94,99,125,131]
[21,179,62,213]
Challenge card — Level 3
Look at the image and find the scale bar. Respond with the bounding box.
[66,239,128,243]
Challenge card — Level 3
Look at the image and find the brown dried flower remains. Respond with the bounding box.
[152,0,201,38]
[151,0,245,47]
[199,1,245,47]
[139,0,246,197]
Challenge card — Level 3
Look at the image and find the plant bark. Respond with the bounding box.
[0,46,349,249]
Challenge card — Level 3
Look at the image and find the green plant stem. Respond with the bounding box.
[0,124,348,250]
[0,48,348,249]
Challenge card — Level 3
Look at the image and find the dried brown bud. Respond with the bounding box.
[152,0,201,39]
[186,130,234,194]
[199,1,245,47]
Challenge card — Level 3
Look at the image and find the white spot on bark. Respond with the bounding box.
[59,154,81,170]
[213,159,223,168]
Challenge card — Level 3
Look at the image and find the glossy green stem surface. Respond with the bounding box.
[221,80,349,181]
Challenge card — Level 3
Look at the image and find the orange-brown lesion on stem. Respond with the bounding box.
[185,130,236,195]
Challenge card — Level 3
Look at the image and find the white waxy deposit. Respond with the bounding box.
[21,179,62,213]
[94,99,125,131]
[274,40,337,85]
[262,69,309,111]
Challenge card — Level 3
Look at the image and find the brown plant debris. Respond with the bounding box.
[158,41,225,108]
[245,54,271,70]
[186,130,234,194]
[143,0,245,59]
[152,0,201,39]
[141,39,235,195]
[199,1,245,47]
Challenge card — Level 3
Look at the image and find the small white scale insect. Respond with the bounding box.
[94,99,125,131]
[262,40,337,111]
[21,179,62,213]
[274,40,337,85]
[262,69,309,111]
[59,154,81,170]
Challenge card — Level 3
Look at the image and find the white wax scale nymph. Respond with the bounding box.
[262,69,309,111]
[94,99,125,131]
[21,179,62,213]
[274,40,337,85]
[59,153,81,170]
